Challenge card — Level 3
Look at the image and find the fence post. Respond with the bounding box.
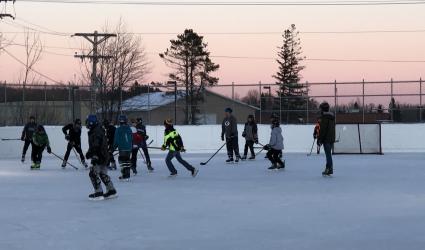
[334,80,337,123]
[362,79,365,124]
[147,83,151,125]
[44,82,47,124]
[306,81,309,124]
[4,81,6,104]
[390,78,394,122]
[419,77,422,122]
[259,81,262,124]
[231,81,235,111]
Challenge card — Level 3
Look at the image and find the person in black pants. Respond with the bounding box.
[317,102,336,176]
[221,108,241,163]
[131,118,153,173]
[21,116,37,163]
[103,119,117,170]
[62,119,88,169]
[242,114,258,160]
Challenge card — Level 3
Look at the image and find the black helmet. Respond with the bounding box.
[102,119,109,127]
[319,102,330,112]
[74,119,82,125]
[136,117,143,124]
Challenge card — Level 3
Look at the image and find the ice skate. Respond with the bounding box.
[241,155,247,161]
[235,156,241,163]
[226,158,234,163]
[268,164,278,170]
[103,189,118,200]
[21,155,25,163]
[191,168,199,178]
[322,167,333,177]
[168,172,178,178]
[277,160,285,170]
[88,192,104,201]
[248,155,255,160]
[61,160,66,169]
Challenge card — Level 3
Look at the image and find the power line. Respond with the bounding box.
[17,0,425,6]
[1,48,62,83]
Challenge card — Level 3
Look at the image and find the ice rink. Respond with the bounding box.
[1,152,425,250]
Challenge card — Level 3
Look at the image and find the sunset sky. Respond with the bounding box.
[0,0,424,93]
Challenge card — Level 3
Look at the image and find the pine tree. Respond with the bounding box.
[160,29,219,125]
[273,24,306,123]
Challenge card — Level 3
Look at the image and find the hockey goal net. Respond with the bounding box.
[333,124,382,154]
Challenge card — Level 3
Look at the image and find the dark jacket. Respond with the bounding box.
[243,121,258,141]
[136,123,148,147]
[318,112,336,144]
[86,125,109,165]
[104,124,116,146]
[221,115,238,139]
[62,123,82,145]
[113,124,133,152]
[21,122,37,141]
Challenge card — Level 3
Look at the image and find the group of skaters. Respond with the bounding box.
[18,101,335,200]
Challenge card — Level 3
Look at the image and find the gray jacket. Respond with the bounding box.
[222,115,238,139]
[269,126,284,150]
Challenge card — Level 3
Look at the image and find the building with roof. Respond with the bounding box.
[120,89,260,125]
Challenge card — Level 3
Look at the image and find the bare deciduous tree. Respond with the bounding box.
[21,29,43,85]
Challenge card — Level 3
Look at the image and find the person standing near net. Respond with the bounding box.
[61,119,88,169]
[317,102,336,176]
[241,114,258,160]
[221,108,241,163]
[162,119,198,178]
[21,116,37,163]
[85,115,117,200]
[103,119,117,170]
[263,114,285,170]
[114,115,133,181]
[31,125,52,170]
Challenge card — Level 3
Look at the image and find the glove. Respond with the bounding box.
[263,144,271,151]
[145,135,149,141]
[242,131,247,138]
[180,147,186,153]
[254,139,259,144]
[85,151,92,159]
[65,134,70,141]
[161,145,166,151]
[47,146,52,154]
[21,136,25,141]
[221,135,224,141]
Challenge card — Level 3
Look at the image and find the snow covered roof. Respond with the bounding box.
[121,91,185,112]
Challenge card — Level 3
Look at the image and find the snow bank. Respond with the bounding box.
[0,123,424,158]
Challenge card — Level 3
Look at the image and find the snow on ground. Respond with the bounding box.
[1,152,425,250]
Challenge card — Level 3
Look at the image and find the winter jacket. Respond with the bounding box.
[243,122,258,141]
[163,127,184,152]
[221,115,238,139]
[32,130,50,148]
[269,126,284,150]
[135,123,148,147]
[131,126,143,148]
[21,122,37,141]
[318,112,336,144]
[313,119,320,139]
[87,124,109,165]
[62,123,82,145]
[104,124,116,146]
[114,124,133,152]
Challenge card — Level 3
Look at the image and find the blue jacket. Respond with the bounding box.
[114,124,133,151]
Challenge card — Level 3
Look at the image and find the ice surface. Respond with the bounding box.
[1,152,425,250]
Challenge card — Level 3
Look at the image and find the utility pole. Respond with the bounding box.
[73,31,116,114]
[0,0,16,19]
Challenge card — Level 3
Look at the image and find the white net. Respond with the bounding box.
[333,124,382,154]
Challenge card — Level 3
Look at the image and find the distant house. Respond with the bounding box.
[119,89,260,125]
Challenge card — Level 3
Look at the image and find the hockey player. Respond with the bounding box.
[113,115,133,181]
[61,119,88,169]
[162,119,198,178]
[241,114,258,160]
[31,125,52,170]
[85,115,117,200]
[263,114,285,170]
[20,116,37,163]
[103,119,117,170]
[131,118,154,174]
[313,118,321,154]
[221,108,241,163]
[317,102,336,176]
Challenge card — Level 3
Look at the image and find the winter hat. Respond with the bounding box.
[225,107,233,113]
[248,114,254,119]
[118,114,128,124]
[319,102,330,112]
[136,117,143,124]
[164,119,173,126]
[74,119,82,125]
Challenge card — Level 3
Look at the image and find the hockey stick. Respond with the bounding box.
[138,148,147,165]
[307,138,316,156]
[50,152,79,170]
[1,138,21,141]
[200,143,226,166]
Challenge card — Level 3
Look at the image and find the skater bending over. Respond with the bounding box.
[21,116,37,163]
[62,119,88,169]
[221,108,241,163]
[242,114,258,160]
[31,125,52,170]
[162,119,198,178]
[114,115,133,181]
[85,115,117,200]
[317,102,336,176]
[263,114,285,170]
